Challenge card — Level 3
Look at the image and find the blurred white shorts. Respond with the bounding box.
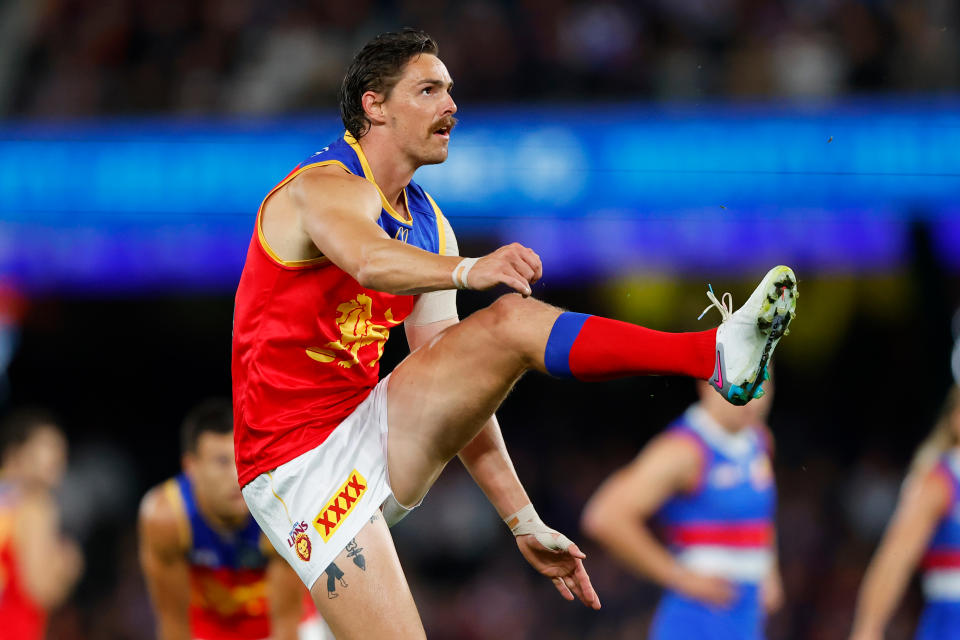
[242,374,415,589]
[298,615,336,640]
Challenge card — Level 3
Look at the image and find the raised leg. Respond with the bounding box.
[386,294,561,506]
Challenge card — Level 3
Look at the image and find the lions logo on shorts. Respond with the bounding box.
[287,521,312,561]
[294,532,312,562]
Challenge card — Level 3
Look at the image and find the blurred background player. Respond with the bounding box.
[582,378,782,639]
[139,399,330,640]
[0,408,83,640]
[850,385,960,640]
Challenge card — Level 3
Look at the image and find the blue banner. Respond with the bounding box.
[1,98,958,291]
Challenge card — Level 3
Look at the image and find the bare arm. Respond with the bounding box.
[850,469,949,640]
[762,531,785,614]
[14,489,83,609]
[138,485,192,640]
[281,168,541,295]
[265,550,305,640]
[581,434,735,605]
[457,415,530,517]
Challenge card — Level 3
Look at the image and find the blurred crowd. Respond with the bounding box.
[2,0,959,638]
[1,0,957,118]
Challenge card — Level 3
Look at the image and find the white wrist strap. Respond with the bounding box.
[452,257,478,290]
[504,504,573,552]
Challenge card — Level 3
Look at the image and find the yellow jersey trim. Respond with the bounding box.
[163,478,193,550]
[255,161,348,269]
[424,192,446,256]
[343,132,413,227]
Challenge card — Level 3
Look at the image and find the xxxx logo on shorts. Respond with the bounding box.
[313,470,367,542]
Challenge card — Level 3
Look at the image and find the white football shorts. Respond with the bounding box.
[242,374,416,589]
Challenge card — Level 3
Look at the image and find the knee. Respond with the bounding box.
[483,293,558,355]
[488,293,536,329]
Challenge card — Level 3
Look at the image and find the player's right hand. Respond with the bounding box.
[672,569,737,608]
[467,243,542,296]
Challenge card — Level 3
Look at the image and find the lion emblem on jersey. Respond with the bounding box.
[295,532,312,562]
[306,294,401,369]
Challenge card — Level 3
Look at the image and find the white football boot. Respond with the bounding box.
[700,266,798,405]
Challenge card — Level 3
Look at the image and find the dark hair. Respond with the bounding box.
[339,28,439,140]
[0,408,61,459]
[181,399,233,454]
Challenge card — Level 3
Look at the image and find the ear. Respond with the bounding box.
[361,90,388,127]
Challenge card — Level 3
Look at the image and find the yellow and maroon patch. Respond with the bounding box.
[313,470,367,542]
[294,532,312,561]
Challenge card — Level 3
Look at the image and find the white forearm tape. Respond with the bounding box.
[504,504,573,552]
[451,257,478,290]
[407,214,461,326]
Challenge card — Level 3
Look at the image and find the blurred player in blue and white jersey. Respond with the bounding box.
[582,379,783,639]
[852,385,960,640]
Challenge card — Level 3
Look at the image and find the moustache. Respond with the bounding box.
[431,116,458,134]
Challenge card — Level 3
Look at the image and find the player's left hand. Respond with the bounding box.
[515,533,601,610]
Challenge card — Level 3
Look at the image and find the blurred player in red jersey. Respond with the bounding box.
[232,29,797,638]
[139,400,331,640]
[0,409,83,640]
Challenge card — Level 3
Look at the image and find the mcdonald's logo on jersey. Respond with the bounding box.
[313,470,367,542]
[394,227,410,243]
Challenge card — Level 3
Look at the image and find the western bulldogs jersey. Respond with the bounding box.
[916,451,960,639]
[651,404,776,640]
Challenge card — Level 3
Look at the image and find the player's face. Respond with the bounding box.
[699,379,774,432]
[382,53,457,166]
[185,432,247,520]
[16,425,66,488]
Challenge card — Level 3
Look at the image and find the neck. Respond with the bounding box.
[194,491,246,532]
[0,466,31,486]
[356,131,417,211]
[699,403,745,436]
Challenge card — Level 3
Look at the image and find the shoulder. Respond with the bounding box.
[12,484,56,530]
[922,461,956,500]
[626,428,706,481]
[753,424,775,458]
[903,462,955,518]
[281,164,382,224]
[138,480,189,554]
[654,427,708,464]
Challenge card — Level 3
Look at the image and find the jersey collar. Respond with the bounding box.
[343,131,413,227]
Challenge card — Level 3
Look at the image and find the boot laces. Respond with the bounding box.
[698,284,733,322]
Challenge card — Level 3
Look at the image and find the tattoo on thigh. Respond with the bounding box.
[345,538,366,571]
[370,512,379,523]
[324,562,347,599]
[323,536,368,598]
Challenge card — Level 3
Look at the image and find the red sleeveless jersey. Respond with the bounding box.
[232,133,447,486]
[0,485,46,640]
